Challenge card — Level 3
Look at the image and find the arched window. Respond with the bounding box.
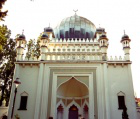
[117,91,125,110]
[83,104,89,119]
[18,91,28,110]
[57,104,64,119]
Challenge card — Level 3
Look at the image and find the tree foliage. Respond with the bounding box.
[26,38,40,60]
[0,25,11,59]
[0,0,8,21]
[0,25,16,106]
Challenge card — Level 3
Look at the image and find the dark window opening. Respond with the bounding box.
[69,28,74,38]
[18,96,28,110]
[86,32,90,39]
[118,96,125,109]
[75,31,80,38]
[65,31,69,38]
[80,28,85,38]
[60,30,64,39]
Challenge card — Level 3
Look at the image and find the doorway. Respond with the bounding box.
[69,105,78,119]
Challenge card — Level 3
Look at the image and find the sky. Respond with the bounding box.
[1,0,140,97]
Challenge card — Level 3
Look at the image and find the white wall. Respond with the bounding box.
[108,64,137,119]
[8,62,138,119]
[11,65,39,119]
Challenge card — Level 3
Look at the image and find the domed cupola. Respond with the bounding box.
[121,34,130,42]
[94,27,106,40]
[121,31,131,48]
[96,27,105,33]
[18,34,26,39]
[44,27,53,32]
[41,32,48,39]
[44,26,55,39]
[54,14,96,39]
[100,34,107,39]
[98,33,108,47]
[16,31,26,46]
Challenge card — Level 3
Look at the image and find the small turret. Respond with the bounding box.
[44,27,55,39]
[121,32,131,61]
[98,33,109,60]
[95,27,106,41]
[16,33,26,61]
[40,32,49,60]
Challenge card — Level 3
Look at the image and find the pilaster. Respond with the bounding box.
[89,73,94,119]
[103,63,110,119]
[97,64,105,119]
[40,65,50,119]
[50,73,57,118]
[34,63,44,119]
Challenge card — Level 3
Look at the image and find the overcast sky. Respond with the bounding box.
[1,0,140,97]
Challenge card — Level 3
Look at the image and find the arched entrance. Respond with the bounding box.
[56,77,89,119]
[69,105,78,119]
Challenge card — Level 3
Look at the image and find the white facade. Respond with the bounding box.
[8,14,137,119]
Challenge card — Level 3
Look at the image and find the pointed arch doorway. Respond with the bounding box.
[56,77,89,119]
[69,105,78,119]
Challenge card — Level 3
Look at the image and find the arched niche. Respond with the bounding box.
[117,91,126,109]
[117,91,125,96]
[57,77,88,97]
[20,91,28,96]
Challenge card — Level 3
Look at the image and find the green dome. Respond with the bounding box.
[54,14,96,39]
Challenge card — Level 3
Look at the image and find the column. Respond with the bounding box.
[34,63,44,119]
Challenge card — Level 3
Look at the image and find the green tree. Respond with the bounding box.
[26,39,34,60]
[0,25,11,57]
[34,39,40,59]
[26,38,40,60]
[0,0,8,21]
[0,25,16,106]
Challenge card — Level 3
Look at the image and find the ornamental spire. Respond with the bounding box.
[73,9,78,15]
[22,29,24,35]
[124,30,125,35]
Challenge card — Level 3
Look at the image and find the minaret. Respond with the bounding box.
[16,33,26,61]
[121,32,131,61]
[98,33,109,60]
[40,32,49,60]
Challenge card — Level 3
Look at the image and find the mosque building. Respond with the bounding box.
[7,13,137,119]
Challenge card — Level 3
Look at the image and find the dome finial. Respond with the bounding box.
[22,29,24,35]
[73,9,78,15]
[124,30,125,35]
